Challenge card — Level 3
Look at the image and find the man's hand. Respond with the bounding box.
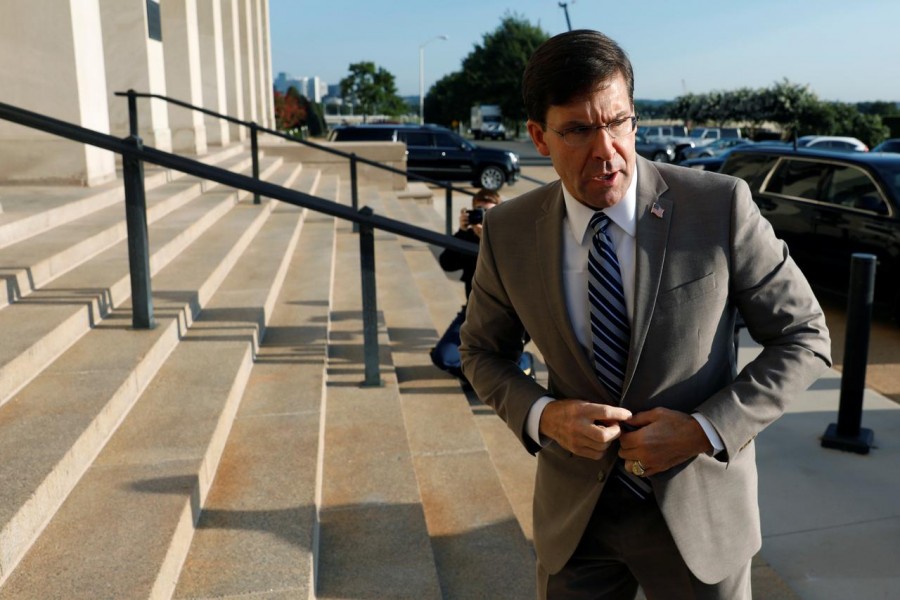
[618,407,713,476]
[540,400,632,459]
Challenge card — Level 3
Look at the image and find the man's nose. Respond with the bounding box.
[590,128,617,161]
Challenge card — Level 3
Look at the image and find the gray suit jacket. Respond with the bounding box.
[459,156,831,584]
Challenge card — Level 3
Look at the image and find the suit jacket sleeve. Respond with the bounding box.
[459,209,549,454]
[694,177,832,461]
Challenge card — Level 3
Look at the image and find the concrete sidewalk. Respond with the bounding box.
[740,331,900,600]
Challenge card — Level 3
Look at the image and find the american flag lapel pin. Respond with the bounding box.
[650,201,665,219]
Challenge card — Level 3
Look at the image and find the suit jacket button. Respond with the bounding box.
[597,470,606,482]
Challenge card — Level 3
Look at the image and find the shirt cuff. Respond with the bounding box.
[692,413,725,455]
[526,395,556,447]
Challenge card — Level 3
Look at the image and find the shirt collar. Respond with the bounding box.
[562,163,638,244]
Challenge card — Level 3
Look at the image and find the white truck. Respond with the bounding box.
[470,104,506,140]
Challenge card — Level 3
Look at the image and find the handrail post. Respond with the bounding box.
[126,89,139,137]
[358,207,382,386]
[122,135,155,329]
[822,253,876,454]
[250,122,261,205]
[445,185,453,235]
[350,153,360,233]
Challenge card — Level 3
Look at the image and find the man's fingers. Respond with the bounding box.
[586,403,632,424]
[590,420,622,443]
[626,407,663,427]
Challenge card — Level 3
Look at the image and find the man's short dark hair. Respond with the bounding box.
[522,29,634,124]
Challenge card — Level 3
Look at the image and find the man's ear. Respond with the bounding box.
[527,120,551,157]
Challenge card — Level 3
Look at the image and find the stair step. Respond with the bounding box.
[372,190,536,598]
[314,215,442,600]
[0,168,310,598]
[0,153,281,310]
[0,180,203,310]
[0,163,306,590]
[173,174,338,599]
[0,143,247,251]
[0,158,287,408]
[386,190,541,543]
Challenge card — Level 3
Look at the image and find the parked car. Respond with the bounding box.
[637,124,688,142]
[720,146,900,321]
[328,124,520,190]
[680,138,755,161]
[639,125,695,161]
[872,138,900,153]
[689,127,743,147]
[635,134,675,162]
[796,135,868,152]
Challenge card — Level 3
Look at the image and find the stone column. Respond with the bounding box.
[252,0,269,128]
[161,0,208,154]
[98,0,172,151]
[239,0,258,125]
[220,0,246,141]
[261,0,275,127]
[0,0,115,185]
[197,0,230,146]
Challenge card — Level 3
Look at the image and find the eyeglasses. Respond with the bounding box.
[547,116,638,147]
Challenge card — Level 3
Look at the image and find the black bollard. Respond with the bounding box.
[821,253,876,454]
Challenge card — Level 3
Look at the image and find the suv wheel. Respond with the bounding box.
[652,151,669,162]
[478,165,506,191]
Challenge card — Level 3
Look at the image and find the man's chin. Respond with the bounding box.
[579,182,624,209]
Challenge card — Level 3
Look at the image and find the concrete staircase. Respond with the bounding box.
[0,142,538,599]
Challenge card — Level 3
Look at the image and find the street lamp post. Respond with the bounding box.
[419,35,448,124]
[559,2,574,31]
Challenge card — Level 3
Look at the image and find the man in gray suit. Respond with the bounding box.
[459,30,831,600]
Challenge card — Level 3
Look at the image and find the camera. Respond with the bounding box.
[467,208,485,225]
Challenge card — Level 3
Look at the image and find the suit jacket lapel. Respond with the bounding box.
[535,182,603,392]
[623,157,672,399]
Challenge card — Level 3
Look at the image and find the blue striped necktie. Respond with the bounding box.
[588,212,651,499]
[588,212,630,397]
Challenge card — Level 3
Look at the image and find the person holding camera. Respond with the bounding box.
[431,189,534,382]
[438,188,500,297]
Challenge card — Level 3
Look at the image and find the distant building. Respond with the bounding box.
[274,73,327,103]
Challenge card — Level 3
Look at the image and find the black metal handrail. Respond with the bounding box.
[115,90,478,235]
[0,99,478,386]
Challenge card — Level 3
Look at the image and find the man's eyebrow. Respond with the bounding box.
[557,111,631,129]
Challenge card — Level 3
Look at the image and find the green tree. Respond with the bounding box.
[339,61,408,120]
[425,13,549,135]
[424,71,472,130]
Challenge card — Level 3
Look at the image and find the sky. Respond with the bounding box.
[269,0,900,103]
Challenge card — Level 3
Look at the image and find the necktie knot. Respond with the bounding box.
[589,212,611,237]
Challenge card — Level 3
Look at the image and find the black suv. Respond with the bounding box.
[328,124,520,191]
[720,146,900,321]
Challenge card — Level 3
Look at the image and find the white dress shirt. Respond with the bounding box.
[524,165,724,454]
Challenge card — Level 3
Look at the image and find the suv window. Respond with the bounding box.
[765,159,830,199]
[720,153,778,190]
[331,127,396,142]
[400,131,431,147]
[761,158,890,214]
[824,164,889,213]
[434,133,459,148]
